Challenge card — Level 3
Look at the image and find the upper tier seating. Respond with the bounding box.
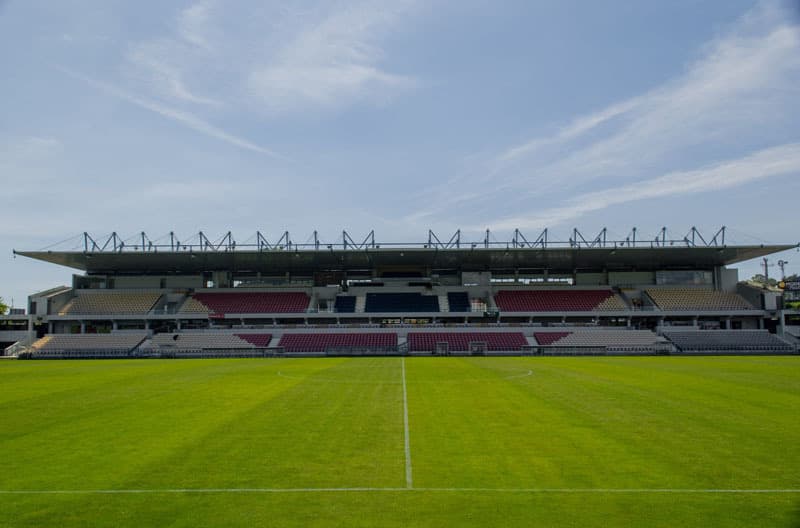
[646,289,752,311]
[278,333,397,353]
[31,333,147,355]
[180,292,310,314]
[534,330,658,347]
[663,330,793,352]
[59,292,162,315]
[447,292,471,312]
[494,290,626,312]
[147,333,272,349]
[407,332,527,352]
[334,296,356,313]
[364,293,439,313]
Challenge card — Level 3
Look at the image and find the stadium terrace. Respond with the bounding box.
[3,227,799,358]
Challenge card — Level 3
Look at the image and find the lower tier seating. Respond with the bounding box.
[534,330,658,347]
[59,292,162,315]
[278,333,398,353]
[30,333,147,356]
[533,332,572,346]
[663,330,793,352]
[646,289,752,310]
[365,293,440,312]
[407,332,527,352]
[147,333,272,349]
[495,290,626,311]
[181,292,310,314]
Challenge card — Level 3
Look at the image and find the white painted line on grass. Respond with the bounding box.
[416,488,800,494]
[1,488,798,495]
[401,357,413,489]
[504,369,533,380]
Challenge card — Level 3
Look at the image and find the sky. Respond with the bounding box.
[1,0,799,308]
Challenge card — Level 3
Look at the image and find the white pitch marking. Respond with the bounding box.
[504,369,533,380]
[415,488,800,494]
[0,488,798,495]
[401,357,413,489]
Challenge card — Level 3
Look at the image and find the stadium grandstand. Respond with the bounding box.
[2,227,799,358]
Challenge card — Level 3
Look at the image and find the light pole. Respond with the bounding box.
[777,260,789,280]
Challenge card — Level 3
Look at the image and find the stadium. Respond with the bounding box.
[3,1,800,525]
[3,227,799,358]
[1,228,799,527]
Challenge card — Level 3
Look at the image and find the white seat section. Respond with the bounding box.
[646,289,752,310]
[535,330,658,347]
[31,333,147,354]
[147,333,255,349]
[59,292,162,315]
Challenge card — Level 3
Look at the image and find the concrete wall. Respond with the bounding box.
[575,273,606,286]
[609,271,655,287]
[109,276,204,289]
[718,267,739,293]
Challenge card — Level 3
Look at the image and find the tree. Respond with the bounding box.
[750,274,778,287]
[0,297,7,316]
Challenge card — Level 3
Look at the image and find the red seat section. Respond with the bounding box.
[495,290,615,311]
[235,334,273,347]
[278,333,398,353]
[192,292,309,314]
[533,332,572,345]
[407,332,527,352]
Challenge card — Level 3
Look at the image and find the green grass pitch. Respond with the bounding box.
[1,356,798,527]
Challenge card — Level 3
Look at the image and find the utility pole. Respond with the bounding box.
[762,257,771,283]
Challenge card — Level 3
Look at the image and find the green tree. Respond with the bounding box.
[751,274,778,287]
[0,297,7,315]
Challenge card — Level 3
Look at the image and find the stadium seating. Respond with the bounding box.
[364,293,439,313]
[278,333,397,353]
[494,290,626,312]
[180,292,310,314]
[533,332,571,345]
[534,330,658,347]
[147,333,272,349]
[178,296,211,314]
[407,332,527,352]
[663,330,793,353]
[30,333,147,357]
[446,292,471,312]
[334,296,356,313]
[59,292,162,315]
[645,289,752,311]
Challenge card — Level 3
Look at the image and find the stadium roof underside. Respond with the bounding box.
[14,245,794,276]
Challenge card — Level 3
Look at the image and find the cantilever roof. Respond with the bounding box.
[13,245,795,275]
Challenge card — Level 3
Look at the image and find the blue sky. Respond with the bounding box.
[1,0,799,308]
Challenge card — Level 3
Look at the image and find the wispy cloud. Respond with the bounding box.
[0,136,62,160]
[411,2,800,227]
[125,1,419,116]
[125,1,221,106]
[246,1,418,114]
[481,142,800,231]
[58,67,283,158]
[127,44,221,106]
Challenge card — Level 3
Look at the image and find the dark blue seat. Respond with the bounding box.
[334,296,356,313]
[365,293,439,313]
[447,292,470,312]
